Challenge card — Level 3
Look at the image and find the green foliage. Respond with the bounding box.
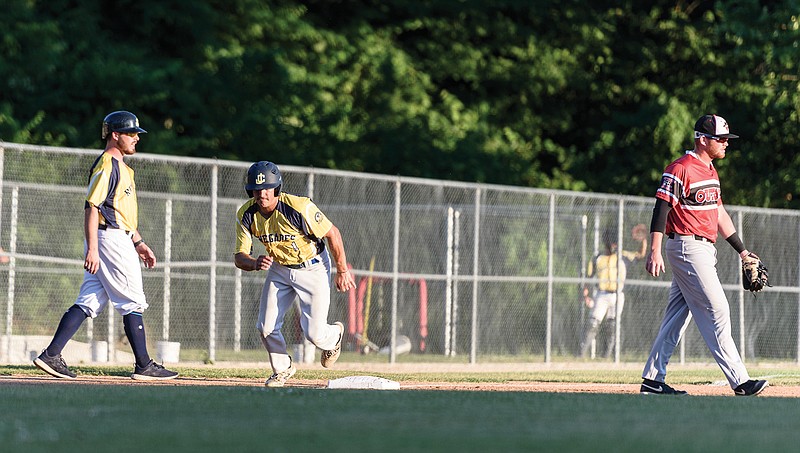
[1,1,799,207]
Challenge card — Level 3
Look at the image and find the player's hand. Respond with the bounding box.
[254,255,273,271]
[84,249,101,274]
[335,270,356,292]
[646,250,665,277]
[136,243,157,268]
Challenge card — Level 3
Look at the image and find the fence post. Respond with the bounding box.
[445,207,453,356]
[163,199,172,341]
[615,199,624,364]
[4,187,18,363]
[390,180,400,363]
[545,193,554,363]
[737,212,745,362]
[470,188,481,364]
[208,164,218,362]
[797,219,800,364]
[234,268,242,352]
[452,209,460,356]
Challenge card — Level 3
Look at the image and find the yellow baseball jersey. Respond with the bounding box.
[588,251,638,292]
[85,152,138,231]
[235,193,333,266]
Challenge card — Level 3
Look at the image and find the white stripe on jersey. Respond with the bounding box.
[682,204,719,211]
[688,178,719,189]
[656,188,680,204]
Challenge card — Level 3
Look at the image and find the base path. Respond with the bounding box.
[1,375,798,397]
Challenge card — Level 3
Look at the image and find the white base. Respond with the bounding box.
[327,375,400,390]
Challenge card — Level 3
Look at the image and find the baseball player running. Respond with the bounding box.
[641,114,767,396]
[234,161,356,387]
[33,111,178,381]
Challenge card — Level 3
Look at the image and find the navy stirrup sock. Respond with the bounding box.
[45,305,88,357]
[123,312,151,368]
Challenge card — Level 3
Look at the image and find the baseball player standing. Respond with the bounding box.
[234,161,356,387]
[579,228,646,358]
[33,111,178,381]
[641,114,767,396]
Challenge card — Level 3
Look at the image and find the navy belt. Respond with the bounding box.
[284,257,320,269]
[667,232,713,243]
[99,224,131,235]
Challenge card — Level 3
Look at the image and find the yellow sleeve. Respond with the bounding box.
[86,158,110,208]
[303,199,333,239]
[234,202,255,255]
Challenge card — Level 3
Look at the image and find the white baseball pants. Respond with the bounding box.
[257,250,341,373]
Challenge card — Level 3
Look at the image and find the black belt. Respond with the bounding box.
[99,224,131,235]
[667,232,713,243]
[284,257,320,269]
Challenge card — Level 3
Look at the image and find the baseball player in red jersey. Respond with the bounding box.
[33,111,178,381]
[234,161,356,387]
[640,114,767,396]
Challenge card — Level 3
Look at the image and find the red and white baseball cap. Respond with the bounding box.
[694,114,739,139]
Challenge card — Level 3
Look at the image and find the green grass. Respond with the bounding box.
[4,365,800,452]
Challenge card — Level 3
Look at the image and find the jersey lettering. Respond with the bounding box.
[235,193,333,265]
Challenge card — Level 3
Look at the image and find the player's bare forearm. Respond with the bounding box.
[717,204,737,241]
[234,252,272,271]
[323,225,349,272]
[83,207,101,274]
[324,225,356,291]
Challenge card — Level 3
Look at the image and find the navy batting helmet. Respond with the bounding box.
[245,161,282,197]
[102,111,147,140]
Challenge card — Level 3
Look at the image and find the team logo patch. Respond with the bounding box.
[255,173,266,185]
[315,212,323,223]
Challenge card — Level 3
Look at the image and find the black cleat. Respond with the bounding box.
[131,360,178,381]
[734,379,768,396]
[640,378,688,395]
[33,351,77,379]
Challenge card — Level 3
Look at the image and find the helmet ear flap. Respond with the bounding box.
[274,185,281,197]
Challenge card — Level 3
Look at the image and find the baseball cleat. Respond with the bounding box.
[320,322,344,368]
[131,360,179,381]
[734,379,769,396]
[33,351,77,379]
[640,379,688,395]
[265,364,297,388]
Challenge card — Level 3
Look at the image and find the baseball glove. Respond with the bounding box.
[742,253,771,292]
[631,223,648,242]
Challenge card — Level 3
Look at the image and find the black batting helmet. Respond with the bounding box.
[245,161,282,197]
[101,111,147,140]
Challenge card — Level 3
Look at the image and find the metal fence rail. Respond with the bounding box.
[1,141,799,365]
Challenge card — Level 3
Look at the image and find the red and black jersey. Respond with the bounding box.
[655,151,720,241]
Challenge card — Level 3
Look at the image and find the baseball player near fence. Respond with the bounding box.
[579,226,647,359]
[640,114,767,397]
[234,161,356,387]
[33,111,178,381]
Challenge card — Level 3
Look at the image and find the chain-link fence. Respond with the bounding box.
[1,141,799,365]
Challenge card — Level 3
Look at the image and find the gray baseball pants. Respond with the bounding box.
[642,236,750,389]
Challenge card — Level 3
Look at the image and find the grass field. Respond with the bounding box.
[3,364,800,452]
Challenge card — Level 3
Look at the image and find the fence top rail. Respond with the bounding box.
[1,141,796,215]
